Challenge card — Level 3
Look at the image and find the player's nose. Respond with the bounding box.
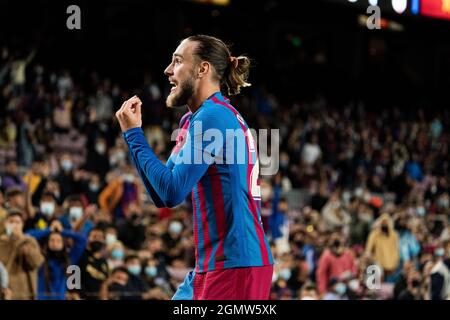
[164,63,173,76]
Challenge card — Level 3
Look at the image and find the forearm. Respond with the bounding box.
[124,128,206,207]
[26,228,51,240]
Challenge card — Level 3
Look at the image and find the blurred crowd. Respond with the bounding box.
[1,46,450,300]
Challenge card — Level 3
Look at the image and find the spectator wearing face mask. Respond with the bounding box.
[84,174,104,205]
[99,266,130,300]
[77,226,109,299]
[107,241,125,270]
[429,245,450,300]
[0,210,45,299]
[117,203,146,251]
[123,254,149,300]
[345,276,363,300]
[55,153,86,200]
[398,272,424,300]
[141,258,172,300]
[59,195,95,236]
[24,192,58,231]
[84,137,110,179]
[316,234,358,295]
[396,218,421,265]
[322,278,348,300]
[26,220,87,299]
[299,282,319,300]
[161,220,185,264]
[365,213,400,278]
[105,225,119,248]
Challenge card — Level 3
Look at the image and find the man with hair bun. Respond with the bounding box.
[116,35,273,300]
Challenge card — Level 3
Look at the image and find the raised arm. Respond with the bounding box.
[124,127,209,207]
[117,96,218,208]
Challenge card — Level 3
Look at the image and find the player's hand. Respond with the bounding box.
[50,219,63,233]
[115,95,142,132]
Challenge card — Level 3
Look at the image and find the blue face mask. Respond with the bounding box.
[169,221,183,235]
[111,249,124,260]
[128,265,141,276]
[435,248,445,257]
[145,266,158,278]
[61,159,73,171]
[335,283,347,296]
[416,206,426,217]
[279,268,291,281]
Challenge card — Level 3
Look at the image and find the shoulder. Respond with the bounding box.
[194,100,240,129]
[178,111,192,128]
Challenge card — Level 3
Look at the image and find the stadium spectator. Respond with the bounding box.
[428,245,450,300]
[98,166,141,221]
[316,233,357,294]
[26,219,87,299]
[365,213,400,279]
[2,160,26,190]
[0,261,11,299]
[77,226,109,299]
[0,210,44,299]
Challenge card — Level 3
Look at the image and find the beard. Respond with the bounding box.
[166,74,195,108]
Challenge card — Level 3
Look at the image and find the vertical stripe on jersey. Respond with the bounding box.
[211,96,270,266]
[207,165,227,270]
[197,182,212,272]
[192,188,205,272]
[191,192,199,272]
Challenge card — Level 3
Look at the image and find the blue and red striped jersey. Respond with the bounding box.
[124,91,273,272]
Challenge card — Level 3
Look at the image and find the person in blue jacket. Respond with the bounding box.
[27,220,87,300]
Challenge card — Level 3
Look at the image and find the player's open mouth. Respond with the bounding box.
[170,81,178,93]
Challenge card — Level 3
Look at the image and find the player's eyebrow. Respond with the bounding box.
[173,53,183,59]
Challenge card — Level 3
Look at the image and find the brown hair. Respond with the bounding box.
[186,35,251,96]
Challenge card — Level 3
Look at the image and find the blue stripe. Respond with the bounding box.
[193,186,205,272]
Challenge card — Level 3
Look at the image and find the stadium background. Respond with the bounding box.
[0,0,450,300]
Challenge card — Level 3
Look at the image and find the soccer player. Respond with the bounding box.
[115,35,273,300]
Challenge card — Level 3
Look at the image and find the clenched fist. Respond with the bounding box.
[115,95,143,132]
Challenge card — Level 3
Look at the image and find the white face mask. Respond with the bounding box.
[123,174,135,183]
[105,233,117,246]
[348,279,360,292]
[5,223,14,237]
[69,207,83,221]
[40,202,55,217]
[95,143,106,155]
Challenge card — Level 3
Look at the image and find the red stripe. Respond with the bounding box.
[208,165,226,269]
[191,192,199,272]
[173,118,190,154]
[211,96,270,265]
[197,182,212,272]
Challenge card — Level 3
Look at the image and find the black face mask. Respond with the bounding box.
[296,240,304,249]
[90,240,105,253]
[48,249,65,260]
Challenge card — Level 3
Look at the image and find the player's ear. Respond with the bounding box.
[197,61,210,79]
